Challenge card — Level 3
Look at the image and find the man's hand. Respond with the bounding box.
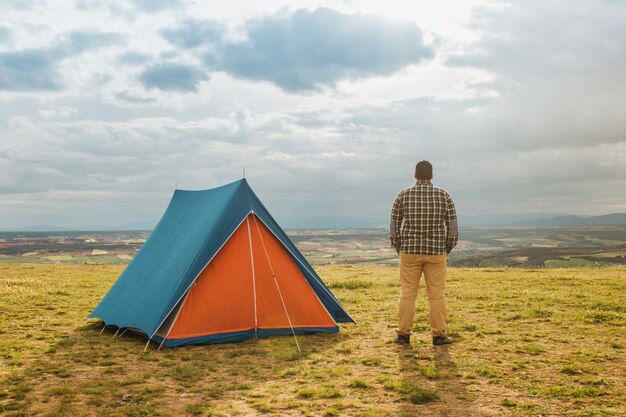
[390,237,400,257]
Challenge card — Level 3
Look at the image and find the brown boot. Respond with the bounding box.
[433,335,453,346]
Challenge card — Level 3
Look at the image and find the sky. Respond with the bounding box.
[1,0,625,229]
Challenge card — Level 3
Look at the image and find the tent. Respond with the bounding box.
[89,179,353,348]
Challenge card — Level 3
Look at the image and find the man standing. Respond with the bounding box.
[389,160,458,346]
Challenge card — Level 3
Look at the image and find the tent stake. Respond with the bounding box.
[158,338,166,351]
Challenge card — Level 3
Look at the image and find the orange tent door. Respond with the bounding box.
[167,214,335,340]
[249,215,336,329]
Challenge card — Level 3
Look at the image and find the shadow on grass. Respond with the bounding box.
[1,321,345,417]
[395,342,476,416]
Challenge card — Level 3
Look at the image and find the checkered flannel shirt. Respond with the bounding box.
[389,180,458,255]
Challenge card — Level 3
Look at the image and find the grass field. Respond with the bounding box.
[1,264,625,416]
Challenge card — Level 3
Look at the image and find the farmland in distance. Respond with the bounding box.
[0,225,625,268]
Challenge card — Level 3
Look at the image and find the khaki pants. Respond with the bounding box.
[397,253,448,337]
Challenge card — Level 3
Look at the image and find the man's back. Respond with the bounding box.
[390,160,457,346]
[390,180,458,255]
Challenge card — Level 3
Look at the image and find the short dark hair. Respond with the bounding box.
[414,160,433,180]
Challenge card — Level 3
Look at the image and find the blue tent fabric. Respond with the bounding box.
[89,179,353,343]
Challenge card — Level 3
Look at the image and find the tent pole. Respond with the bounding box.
[143,340,151,353]
[99,325,107,335]
[252,215,301,353]
[246,216,259,339]
[156,290,191,352]
[112,328,120,339]
[120,328,128,337]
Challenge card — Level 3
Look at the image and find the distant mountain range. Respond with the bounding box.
[459,213,569,227]
[1,221,157,232]
[3,213,626,232]
[13,224,71,232]
[293,213,626,228]
[286,215,385,229]
[507,213,626,227]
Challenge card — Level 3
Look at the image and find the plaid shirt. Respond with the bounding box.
[389,180,458,255]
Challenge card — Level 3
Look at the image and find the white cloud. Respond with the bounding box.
[37,106,78,119]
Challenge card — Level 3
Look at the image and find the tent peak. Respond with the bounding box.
[173,178,250,194]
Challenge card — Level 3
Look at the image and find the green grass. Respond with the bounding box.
[544,258,602,268]
[0,264,625,416]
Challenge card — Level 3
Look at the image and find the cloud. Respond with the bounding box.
[116,91,156,104]
[0,108,388,227]
[0,50,61,91]
[446,0,626,151]
[117,51,152,66]
[131,0,181,13]
[0,30,124,92]
[160,19,224,49]
[1,87,625,229]
[215,7,433,91]
[0,0,44,10]
[0,26,11,44]
[450,1,626,79]
[161,7,434,92]
[37,106,78,119]
[74,0,132,16]
[0,114,245,198]
[53,31,125,57]
[139,63,209,92]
